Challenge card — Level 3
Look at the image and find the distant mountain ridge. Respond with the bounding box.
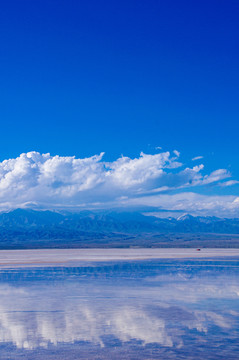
[0,208,238,249]
[0,208,239,233]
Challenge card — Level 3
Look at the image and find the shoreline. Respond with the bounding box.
[0,248,238,267]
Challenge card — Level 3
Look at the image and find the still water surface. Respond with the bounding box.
[0,256,238,359]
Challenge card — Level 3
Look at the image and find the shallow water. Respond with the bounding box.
[0,257,238,359]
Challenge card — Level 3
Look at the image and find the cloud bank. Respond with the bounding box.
[0,150,238,216]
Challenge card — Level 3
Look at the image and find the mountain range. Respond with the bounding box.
[0,208,238,249]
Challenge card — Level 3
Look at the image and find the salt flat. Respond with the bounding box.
[0,248,238,267]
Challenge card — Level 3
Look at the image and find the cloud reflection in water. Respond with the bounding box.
[0,259,238,357]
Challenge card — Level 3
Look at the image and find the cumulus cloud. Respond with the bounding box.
[0,150,237,216]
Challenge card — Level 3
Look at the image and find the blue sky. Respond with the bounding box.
[0,0,238,215]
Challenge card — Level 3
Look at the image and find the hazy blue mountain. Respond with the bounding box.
[0,208,239,233]
[0,209,239,249]
[0,208,64,227]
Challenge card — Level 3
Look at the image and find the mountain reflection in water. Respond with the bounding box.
[0,258,238,359]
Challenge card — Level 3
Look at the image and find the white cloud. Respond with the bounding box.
[201,169,230,185]
[192,156,203,161]
[0,150,237,216]
[219,180,239,187]
[123,192,239,217]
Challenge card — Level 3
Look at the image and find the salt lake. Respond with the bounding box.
[0,249,238,359]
